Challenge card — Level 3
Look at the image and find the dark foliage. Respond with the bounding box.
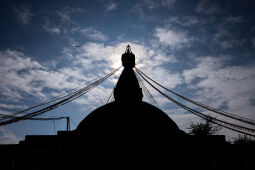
[232,135,255,144]
[188,119,221,136]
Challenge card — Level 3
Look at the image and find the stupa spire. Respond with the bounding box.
[121,44,135,68]
[114,45,143,102]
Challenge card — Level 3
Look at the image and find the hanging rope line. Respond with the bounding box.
[0,67,120,124]
[135,69,255,137]
[0,114,71,130]
[109,95,115,103]
[0,67,121,126]
[136,72,154,105]
[70,117,78,128]
[106,89,114,104]
[53,120,56,134]
[0,77,102,121]
[28,116,68,121]
[140,81,158,107]
[135,67,255,126]
[135,71,158,107]
[29,116,70,131]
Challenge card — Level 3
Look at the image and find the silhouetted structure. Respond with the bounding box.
[0,45,254,170]
[76,45,186,157]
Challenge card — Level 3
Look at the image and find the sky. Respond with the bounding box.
[0,0,255,144]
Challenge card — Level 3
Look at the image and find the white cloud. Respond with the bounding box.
[13,4,33,25]
[71,27,108,41]
[137,66,182,108]
[43,20,61,34]
[0,44,121,115]
[106,2,118,11]
[181,56,255,138]
[154,27,192,49]
[196,0,221,15]
[183,56,255,122]
[0,49,96,103]
[0,50,46,101]
[0,127,20,144]
[0,103,26,110]
[44,27,61,34]
[139,66,182,89]
[75,86,113,109]
[0,110,11,117]
[183,56,227,83]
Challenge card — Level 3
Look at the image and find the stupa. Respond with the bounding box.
[75,45,186,159]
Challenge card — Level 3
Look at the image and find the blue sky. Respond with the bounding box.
[1,0,255,143]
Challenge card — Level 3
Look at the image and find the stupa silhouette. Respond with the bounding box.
[75,45,186,159]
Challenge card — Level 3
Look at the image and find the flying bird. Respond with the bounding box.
[74,44,81,48]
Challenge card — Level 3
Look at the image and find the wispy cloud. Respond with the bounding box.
[13,4,33,25]
[74,86,113,109]
[196,0,221,15]
[143,0,158,9]
[143,0,176,9]
[0,127,20,144]
[167,16,203,26]
[43,19,61,34]
[0,49,92,103]
[0,43,121,114]
[160,0,176,9]
[213,29,239,49]
[0,103,27,110]
[132,3,145,19]
[106,2,118,11]
[56,6,83,21]
[0,50,45,101]
[210,15,246,49]
[154,27,193,49]
[224,16,245,24]
[71,27,108,41]
[183,56,255,121]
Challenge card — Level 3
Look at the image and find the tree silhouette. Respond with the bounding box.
[188,119,221,136]
[232,135,255,144]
